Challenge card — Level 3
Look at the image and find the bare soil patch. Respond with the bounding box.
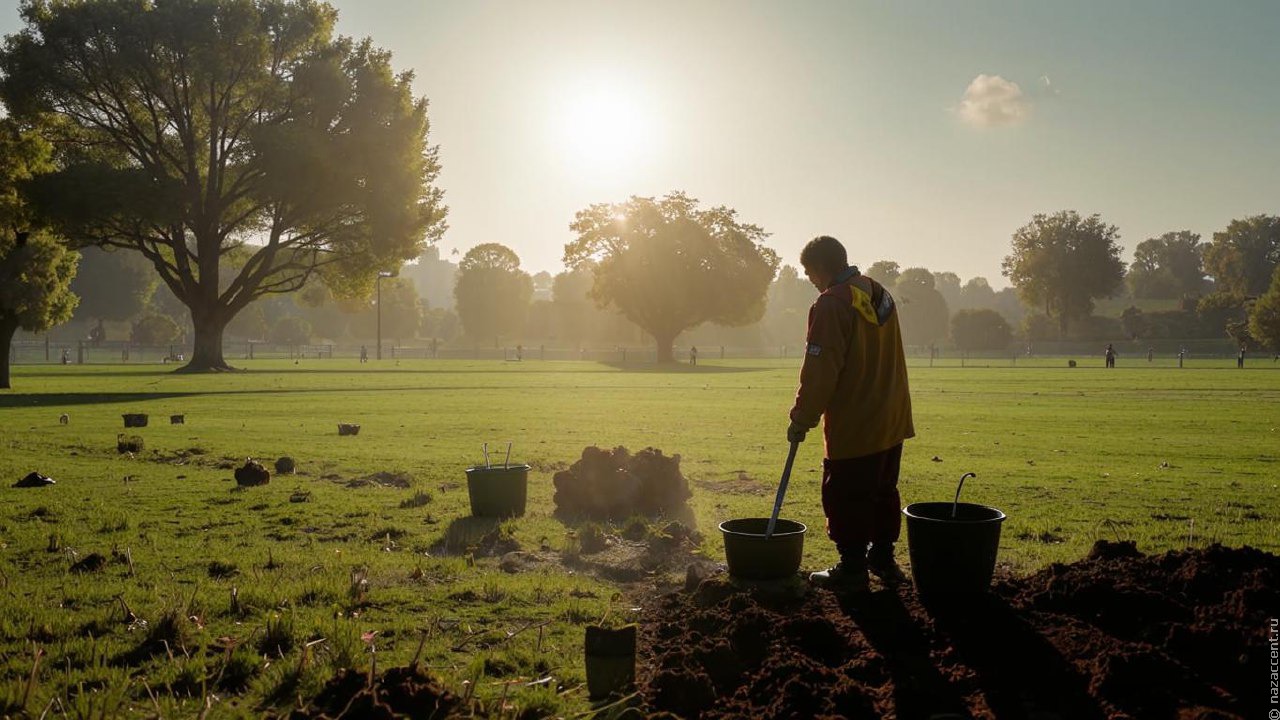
[639,541,1273,719]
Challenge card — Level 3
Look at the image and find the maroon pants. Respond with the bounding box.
[821,443,903,555]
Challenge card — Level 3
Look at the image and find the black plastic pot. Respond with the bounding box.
[903,501,1006,597]
[584,625,636,700]
[719,517,806,581]
[122,413,148,428]
[465,465,529,518]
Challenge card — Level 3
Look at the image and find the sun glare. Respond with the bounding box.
[557,85,655,175]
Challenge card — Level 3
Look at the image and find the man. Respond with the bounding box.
[1104,343,1116,368]
[788,236,915,593]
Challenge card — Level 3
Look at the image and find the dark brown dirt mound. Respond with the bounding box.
[291,665,472,719]
[640,541,1274,719]
[553,446,691,519]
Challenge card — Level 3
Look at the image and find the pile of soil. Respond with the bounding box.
[553,446,691,519]
[640,541,1275,719]
[290,665,472,719]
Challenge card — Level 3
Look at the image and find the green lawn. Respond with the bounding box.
[0,358,1277,716]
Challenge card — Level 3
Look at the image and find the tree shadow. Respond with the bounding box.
[922,593,1109,719]
[0,392,197,408]
[598,362,763,374]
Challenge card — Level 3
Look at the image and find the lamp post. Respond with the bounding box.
[376,271,393,360]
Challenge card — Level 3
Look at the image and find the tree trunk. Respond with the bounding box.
[0,320,16,389]
[654,332,676,364]
[178,308,234,372]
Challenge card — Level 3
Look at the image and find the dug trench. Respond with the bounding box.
[638,541,1276,719]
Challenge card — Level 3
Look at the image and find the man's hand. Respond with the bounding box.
[787,421,808,443]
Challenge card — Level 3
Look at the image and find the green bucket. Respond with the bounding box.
[465,465,529,518]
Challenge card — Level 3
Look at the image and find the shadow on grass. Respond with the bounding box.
[432,515,512,556]
[0,392,197,408]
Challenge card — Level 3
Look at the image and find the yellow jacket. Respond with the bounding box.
[789,270,915,460]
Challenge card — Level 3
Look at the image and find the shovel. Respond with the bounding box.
[765,440,800,539]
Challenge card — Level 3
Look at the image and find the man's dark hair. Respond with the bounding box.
[799,235,848,273]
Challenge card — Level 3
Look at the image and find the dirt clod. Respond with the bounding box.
[291,665,469,719]
[234,459,270,487]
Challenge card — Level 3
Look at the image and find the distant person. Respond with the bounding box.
[689,346,698,366]
[789,236,914,593]
[359,345,368,363]
[1104,343,1116,368]
[1238,346,1245,368]
[1147,347,1154,363]
[1178,347,1186,368]
[430,337,439,359]
[88,320,105,347]
[60,349,70,365]
[516,344,523,361]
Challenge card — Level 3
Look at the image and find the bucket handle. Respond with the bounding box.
[952,472,977,519]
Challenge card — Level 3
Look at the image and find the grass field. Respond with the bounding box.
[0,357,1277,717]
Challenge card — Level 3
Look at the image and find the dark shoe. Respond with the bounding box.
[808,563,869,593]
[867,556,910,586]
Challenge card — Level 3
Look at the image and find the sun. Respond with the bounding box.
[557,85,654,174]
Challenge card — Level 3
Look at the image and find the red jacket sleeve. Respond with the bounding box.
[789,293,847,428]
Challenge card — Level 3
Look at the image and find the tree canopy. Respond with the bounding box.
[0,119,78,389]
[1127,231,1206,300]
[0,0,446,371]
[1248,265,1280,353]
[565,192,778,363]
[453,243,532,344]
[70,246,156,323]
[950,308,1012,353]
[893,267,950,346]
[1203,215,1280,297]
[1002,211,1124,334]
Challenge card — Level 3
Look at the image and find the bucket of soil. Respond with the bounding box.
[903,472,1005,597]
[719,518,806,581]
[585,624,636,700]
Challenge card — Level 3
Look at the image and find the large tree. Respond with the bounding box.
[1127,230,1206,299]
[893,267,950,347]
[950,308,1012,353]
[0,0,446,371]
[0,120,78,389]
[1248,265,1280,353]
[565,192,778,363]
[1002,211,1124,334]
[1203,215,1280,297]
[453,243,532,344]
[865,260,901,288]
[70,246,156,324]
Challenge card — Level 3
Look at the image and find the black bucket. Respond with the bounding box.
[903,502,1005,597]
[465,465,529,518]
[719,518,806,581]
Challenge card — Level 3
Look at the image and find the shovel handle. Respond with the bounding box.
[766,440,800,539]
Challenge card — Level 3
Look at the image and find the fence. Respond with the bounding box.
[7,337,1262,366]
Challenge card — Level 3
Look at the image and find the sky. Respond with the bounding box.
[3,0,1278,286]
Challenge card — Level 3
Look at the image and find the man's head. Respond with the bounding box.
[800,235,848,290]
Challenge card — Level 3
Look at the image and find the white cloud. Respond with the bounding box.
[956,74,1029,128]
